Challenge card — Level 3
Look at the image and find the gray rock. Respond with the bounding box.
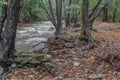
[73,61,80,67]
[0,66,3,74]
[28,75,34,78]
[42,55,52,61]
[49,77,59,80]
[65,43,73,48]
[88,74,105,79]
[11,63,17,68]
[16,21,55,52]
[32,43,45,51]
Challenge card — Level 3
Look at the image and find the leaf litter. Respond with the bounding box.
[5,21,120,80]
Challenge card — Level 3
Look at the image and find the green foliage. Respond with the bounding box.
[89,34,94,41]
[64,0,82,23]
[0,0,120,22]
[101,0,120,21]
[0,0,47,22]
[0,0,4,15]
[69,4,80,9]
[0,0,4,5]
[20,0,47,22]
[66,4,80,14]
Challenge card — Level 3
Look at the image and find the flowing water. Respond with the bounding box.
[15,21,55,52]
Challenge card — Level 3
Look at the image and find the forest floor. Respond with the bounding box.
[6,21,120,80]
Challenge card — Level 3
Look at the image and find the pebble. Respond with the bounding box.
[73,62,80,67]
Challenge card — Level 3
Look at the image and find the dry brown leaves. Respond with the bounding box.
[6,21,120,80]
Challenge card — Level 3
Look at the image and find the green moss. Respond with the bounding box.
[89,34,94,41]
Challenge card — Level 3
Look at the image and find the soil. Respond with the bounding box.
[5,21,120,80]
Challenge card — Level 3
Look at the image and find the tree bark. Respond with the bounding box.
[112,8,117,22]
[55,0,62,34]
[65,0,72,27]
[42,0,62,35]
[42,0,56,27]
[88,0,104,31]
[103,4,108,21]
[0,3,8,35]
[89,0,102,18]
[0,0,20,71]
[48,0,57,27]
[82,0,91,42]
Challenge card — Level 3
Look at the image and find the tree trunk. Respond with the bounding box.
[55,0,62,34]
[42,0,62,35]
[72,0,78,25]
[0,0,20,71]
[42,0,56,27]
[103,4,108,21]
[65,0,72,27]
[81,0,91,42]
[112,8,117,22]
[0,3,8,35]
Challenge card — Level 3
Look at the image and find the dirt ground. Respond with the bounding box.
[6,21,120,80]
